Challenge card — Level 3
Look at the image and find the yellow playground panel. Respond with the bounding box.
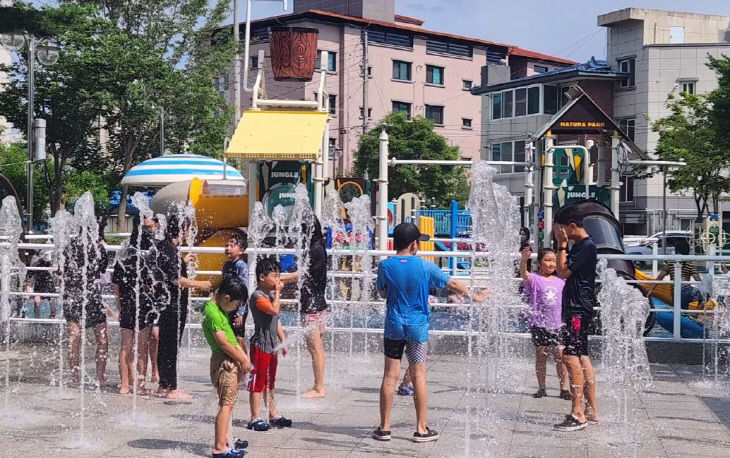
[419,217,435,262]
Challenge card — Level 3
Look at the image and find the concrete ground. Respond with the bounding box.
[1,345,730,457]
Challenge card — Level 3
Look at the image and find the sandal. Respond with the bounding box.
[246,419,270,431]
[559,389,573,400]
[231,437,248,449]
[269,416,292,428]
[397,385,414,396]
[532,388,547,398]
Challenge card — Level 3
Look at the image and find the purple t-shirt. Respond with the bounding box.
[526,273,565,330]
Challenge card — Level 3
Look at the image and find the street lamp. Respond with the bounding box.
[1,33,60,232]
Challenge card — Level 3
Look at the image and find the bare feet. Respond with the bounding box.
[152,372,160,383]
[586,412,600,423]
[155,386,170,398]
[166,389,193,400]
[302,388,326,398]
[119,386,131,395]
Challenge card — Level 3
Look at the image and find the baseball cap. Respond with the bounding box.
[393,223,429,248]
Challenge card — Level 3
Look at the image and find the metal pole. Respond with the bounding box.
[543,132,555,245]
[673,261,682,341]
[610,132,621,218]
[26,36,35,234]
[450,200,457,276]
[377,130,389,253]
[663,167,667,255]
[232,0,242,124]
[361,29,369,133]
[160,110,165,156]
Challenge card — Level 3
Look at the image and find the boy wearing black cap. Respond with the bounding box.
[553,207,599,432]
[373,222,486,443]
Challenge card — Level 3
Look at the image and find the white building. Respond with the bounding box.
[598,8,730,234]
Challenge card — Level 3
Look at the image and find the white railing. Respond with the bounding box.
[3,241,730,344]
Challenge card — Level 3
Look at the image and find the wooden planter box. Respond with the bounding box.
[269,26,319,81]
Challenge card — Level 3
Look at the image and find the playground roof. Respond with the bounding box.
[225,110,328,161]
[121,154,244,187]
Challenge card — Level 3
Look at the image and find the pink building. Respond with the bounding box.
[220,2,573,174]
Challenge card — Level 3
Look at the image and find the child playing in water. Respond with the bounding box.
[520,246,571,400]
[202,276,251,458]
[247,257,292,431]
[223,235,249,352]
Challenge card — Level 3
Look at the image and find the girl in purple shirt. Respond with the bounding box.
[520,247,571,400]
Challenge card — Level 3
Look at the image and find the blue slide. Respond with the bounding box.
[651,298,706,339]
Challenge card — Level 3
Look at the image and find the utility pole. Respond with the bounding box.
[26,35,35,233]
[232,0,241,128]
[361,29,369,134]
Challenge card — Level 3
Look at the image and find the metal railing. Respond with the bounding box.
[3,241,730,345]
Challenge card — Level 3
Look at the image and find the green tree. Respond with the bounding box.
[0,1,234,228]
[0,143,49,222]
[354,113,469,206]
[652,92,730,217]
[707,55,730,152]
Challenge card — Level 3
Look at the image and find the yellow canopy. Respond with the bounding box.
[225,110,328,160]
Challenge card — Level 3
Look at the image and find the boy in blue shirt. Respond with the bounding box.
[373,223,486,443]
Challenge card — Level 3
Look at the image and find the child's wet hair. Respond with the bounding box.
[217,276,246,302]
[537,248,555,263]
[255,256,281,279]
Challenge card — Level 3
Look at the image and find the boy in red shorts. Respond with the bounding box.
[247,257,292,431]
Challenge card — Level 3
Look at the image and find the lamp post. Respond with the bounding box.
[1,33,59,233]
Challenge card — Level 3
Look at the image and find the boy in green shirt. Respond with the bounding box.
[202,277,252,458]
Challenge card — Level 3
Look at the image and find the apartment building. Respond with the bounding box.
[598,8,730,234]
[220,0,573,175]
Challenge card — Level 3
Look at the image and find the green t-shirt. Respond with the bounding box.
[202,300,238,354]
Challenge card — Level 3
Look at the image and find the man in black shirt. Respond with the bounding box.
[553,209,599,432]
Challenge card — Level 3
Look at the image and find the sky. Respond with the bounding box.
[239,0,730,62]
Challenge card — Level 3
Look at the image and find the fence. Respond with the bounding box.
[2,239,730,345]
[416,208,472,236]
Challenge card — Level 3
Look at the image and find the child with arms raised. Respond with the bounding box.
[520,246,571,400]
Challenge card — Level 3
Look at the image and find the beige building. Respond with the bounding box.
[221,1,573,175]
[599,8,730,234]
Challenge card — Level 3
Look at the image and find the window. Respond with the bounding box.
[329,137,336,149]
[367,66,373,77]
[426,39,472,57]
[514,88,527,116]
[491,142,513,173]
[514,140,525,173]
[315,51,337,71]
[619,118,635,141]
[680,81,696,95]
[527,86,540,114]
[392,60,412,81]
[250,56,259,69]
[328,94,337,116]
[543,85,558,115]
[426,65,444,85]
[534,65,548,74]
[392,101,411,118]
[492,93,502,120]
[359,107,373,118]
[618,58,636,88]
[462,118,472,129]
[670,26,685,44]
[425,105,444,125]
[462,80,473,90]
[368,29,413,48]
[620,175,635,202]
[502,90,513,118]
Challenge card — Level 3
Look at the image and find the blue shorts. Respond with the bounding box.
[384,319,429,343]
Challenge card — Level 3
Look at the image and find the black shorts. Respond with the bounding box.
[63,299,106,329]
[119,303,153,331]
[383,338,428,365]
[530,326,561,347]
[561,314,592,357]
[228,311,246,338]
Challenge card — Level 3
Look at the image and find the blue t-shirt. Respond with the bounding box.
[376,256,450,342]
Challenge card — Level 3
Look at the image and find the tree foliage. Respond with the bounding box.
[707,55,730,152]
[652,92,730,217]
[354,113,469,206]
[0,1,234,227]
